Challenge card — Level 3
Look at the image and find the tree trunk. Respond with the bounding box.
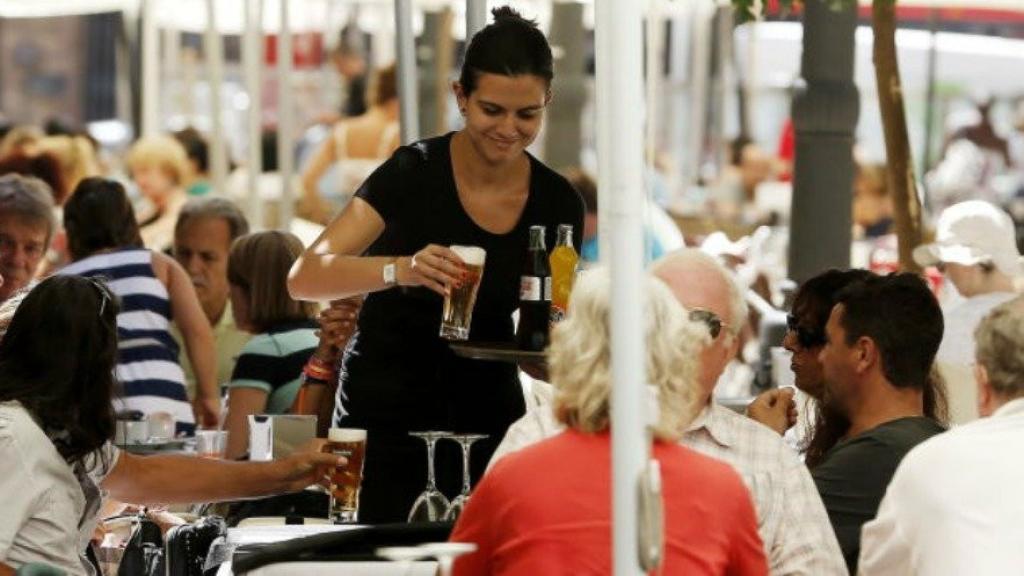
[872,0,923,273]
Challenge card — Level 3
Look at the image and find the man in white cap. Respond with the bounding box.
[913,199,1021,423]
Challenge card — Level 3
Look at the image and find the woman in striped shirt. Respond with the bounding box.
[60,177,219,434]
[224,231,319,459]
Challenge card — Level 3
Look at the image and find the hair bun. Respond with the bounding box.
[491,5,529,25]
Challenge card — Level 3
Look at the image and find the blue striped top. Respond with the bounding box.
[59,248,195,435]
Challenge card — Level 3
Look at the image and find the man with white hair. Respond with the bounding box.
[491,248,846,575]
[859,295,1024,574]
[913,199,1021,423]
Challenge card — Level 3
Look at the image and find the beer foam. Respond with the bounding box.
[329,428,367,442]
[451,245,486,266]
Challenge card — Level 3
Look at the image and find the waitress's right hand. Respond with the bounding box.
[399,244,466,296]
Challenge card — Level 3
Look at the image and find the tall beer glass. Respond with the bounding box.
[324,428,367,523]
[440,246,486,341]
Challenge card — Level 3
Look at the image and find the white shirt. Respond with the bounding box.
[491,401,847,576]
[0,401,120,576]
[936,291,1016,424]
[858,398,1024,575]
[937,292,1016,367]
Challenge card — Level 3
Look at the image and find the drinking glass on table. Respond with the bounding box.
[408,431,453,522]
[195,430,228,458]
[443,433,489,521]
[439,246,486,341]
[324,427,367,523]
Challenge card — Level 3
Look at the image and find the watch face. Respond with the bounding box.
[384,262,396,285]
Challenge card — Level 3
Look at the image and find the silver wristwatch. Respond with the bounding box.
[383,259,397,287]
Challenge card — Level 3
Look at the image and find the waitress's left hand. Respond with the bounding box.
[398,244,466,296]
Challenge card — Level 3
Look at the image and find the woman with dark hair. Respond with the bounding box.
[0,275,341,576]
[289,6,584,522]
[751,268,948,467]
[223,231,319,459]
[58,177,219,433]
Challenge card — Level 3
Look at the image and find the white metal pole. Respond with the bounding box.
[163,26,179,87]
[395,0,420,144]
[141,0,160,137]
[466,0,487,41]
[278,0,296,227]
[205,0,227,195]
[686,0,713,186]
[745,20,759,141]
[245,0,265,229]
[596,0,648,573]
[645,0,661,169]
[666,5,691,206]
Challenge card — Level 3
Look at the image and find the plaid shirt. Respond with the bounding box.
[490,402,848,576]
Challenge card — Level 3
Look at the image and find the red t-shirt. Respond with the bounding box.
[450,429,768,575]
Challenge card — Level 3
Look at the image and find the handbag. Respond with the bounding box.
[164,516,227,576]
[116,516,164,576]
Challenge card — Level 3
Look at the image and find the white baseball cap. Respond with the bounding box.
[913,200,1023,276]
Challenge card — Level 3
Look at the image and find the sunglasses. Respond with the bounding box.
[786,313,825,348]
[690,309,728,340]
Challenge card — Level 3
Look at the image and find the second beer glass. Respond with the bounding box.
[439,245,486,341]
[325,427,367,523]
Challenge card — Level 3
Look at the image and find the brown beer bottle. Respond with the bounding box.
[516,225,551,351]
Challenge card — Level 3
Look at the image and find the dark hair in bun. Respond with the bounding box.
[459,6,554,96]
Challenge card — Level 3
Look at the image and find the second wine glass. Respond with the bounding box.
[408,431,453,522]
[443,433,489,521]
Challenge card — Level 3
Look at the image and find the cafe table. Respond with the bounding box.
[211,524,438,576]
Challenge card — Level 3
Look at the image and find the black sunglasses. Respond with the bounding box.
[786,313,825,348]
[690,309,728,340]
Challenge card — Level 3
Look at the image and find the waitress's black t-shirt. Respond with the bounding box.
[336,132,584,433]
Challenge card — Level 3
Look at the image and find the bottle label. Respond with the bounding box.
[544,277,552,301]
[520,276,542,301]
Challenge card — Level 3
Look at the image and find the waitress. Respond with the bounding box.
[289,6,584,522]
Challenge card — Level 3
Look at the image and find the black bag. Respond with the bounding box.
[117,517,164,576]
[165,516,228,576]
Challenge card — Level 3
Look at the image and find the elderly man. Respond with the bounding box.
[812,273,947,574]
[858,295,1024,575]
[492,248,846,575]
[0,174,54,303]
[913,199,1020,423]
[172,197,251,396]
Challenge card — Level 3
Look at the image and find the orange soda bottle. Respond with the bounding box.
[549,224,578,323]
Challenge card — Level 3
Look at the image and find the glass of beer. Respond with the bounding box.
[324,428,367,523]
[440,245,486,341]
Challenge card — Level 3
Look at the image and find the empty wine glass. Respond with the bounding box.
[443,433,489,521]
[408,431,453,522]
